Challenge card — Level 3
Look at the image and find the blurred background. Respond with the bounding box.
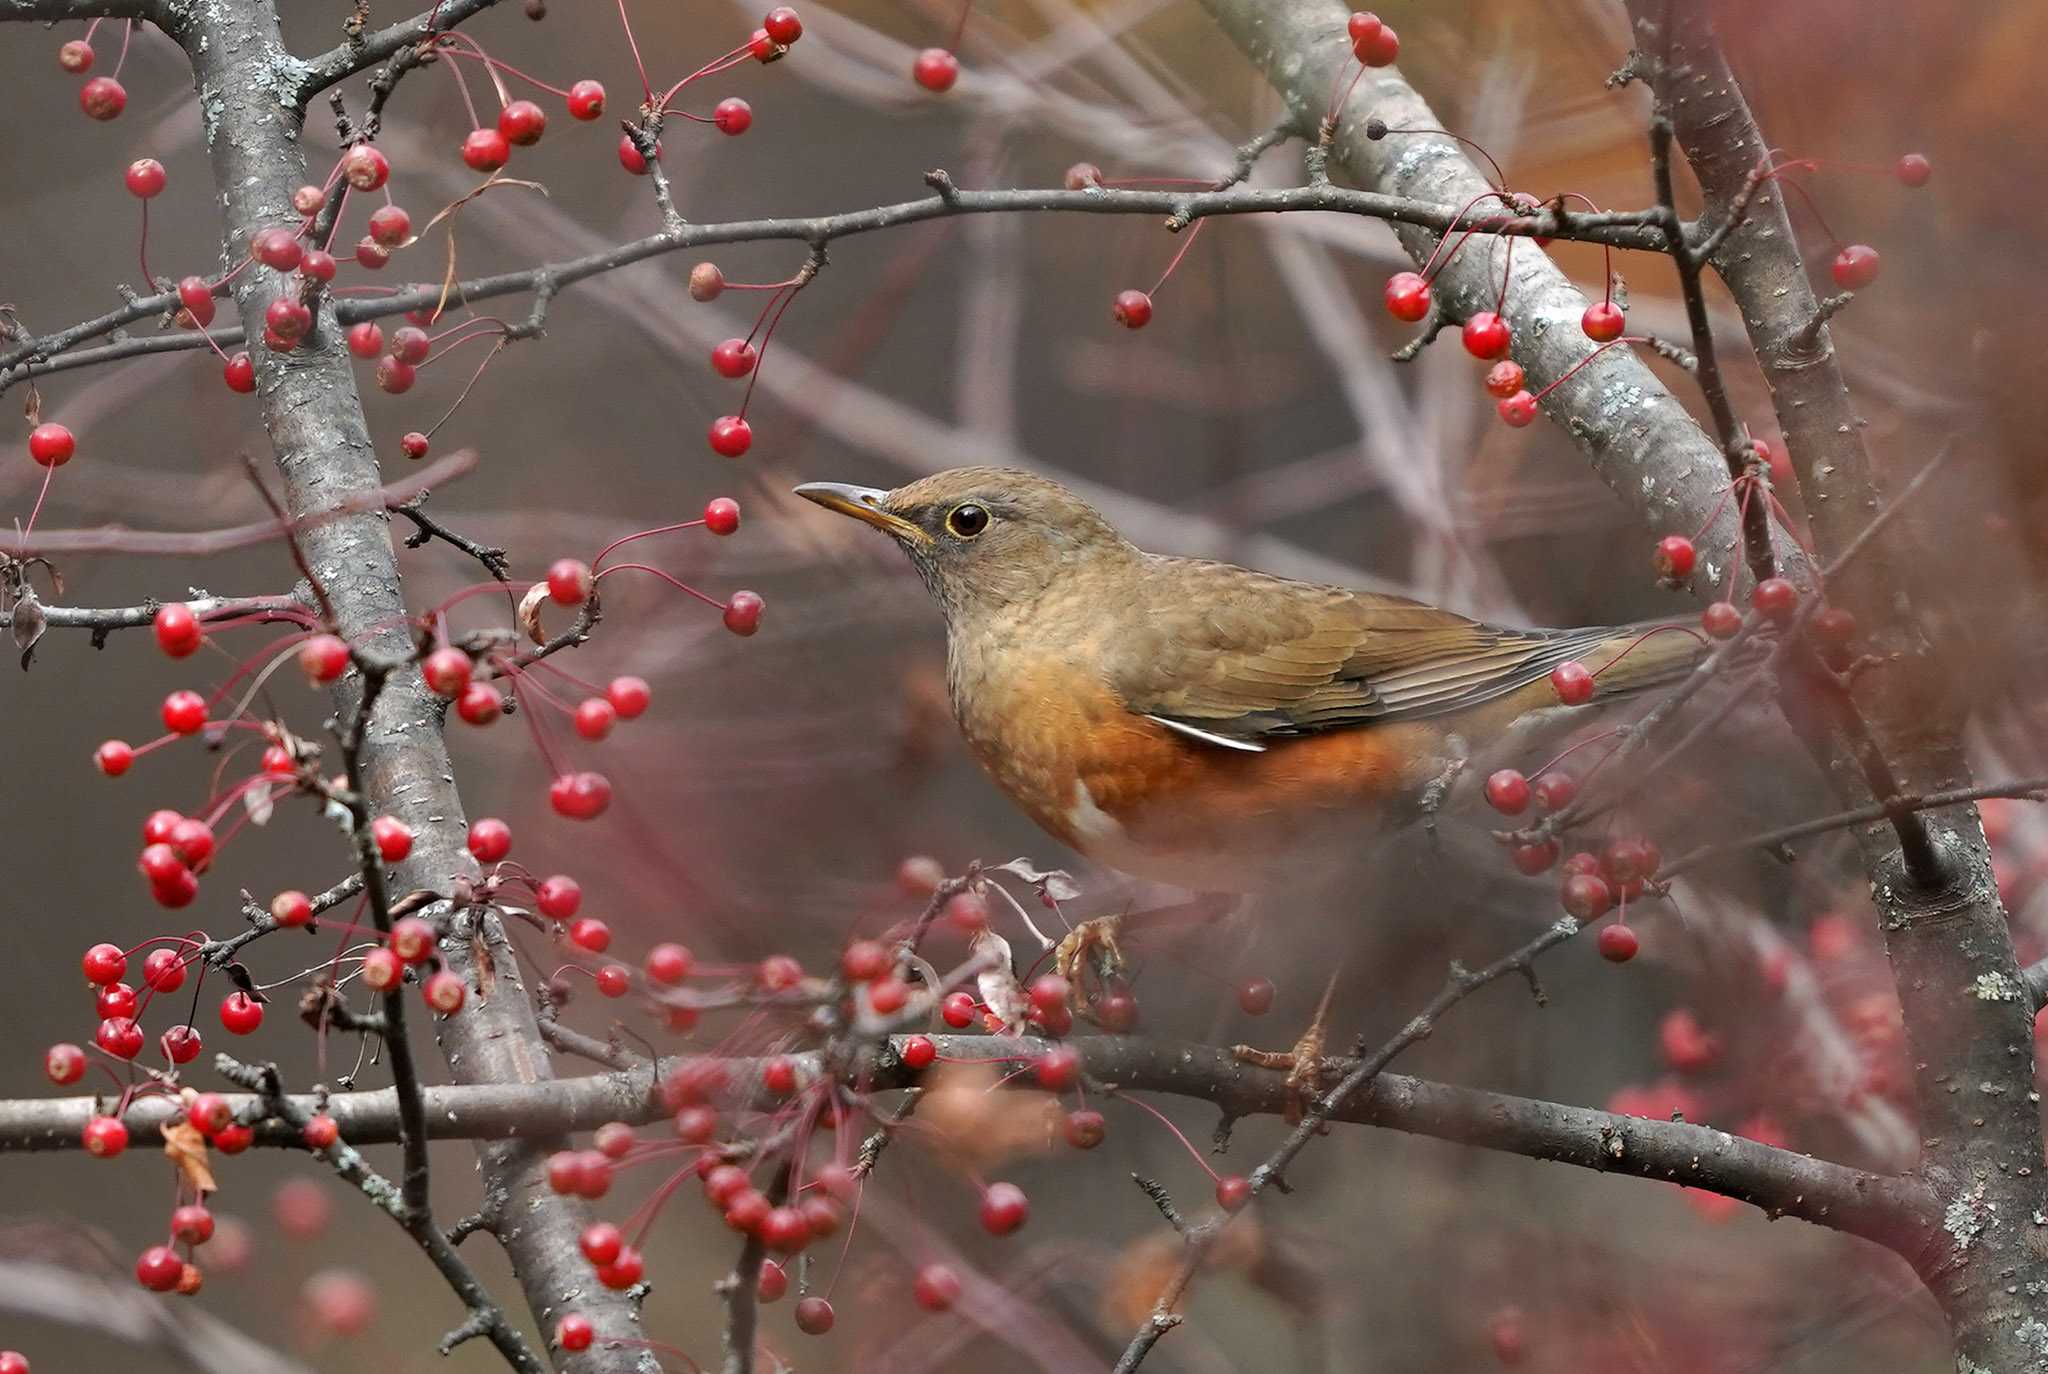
[4,0,2046,1369]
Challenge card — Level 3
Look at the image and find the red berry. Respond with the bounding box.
[176,276,216,327]
[303,1114,339,1149]
[1461,311,1509,360]
[723,591,765,636]
[912,1262,962,1311]
[161,689,208,735]
[617,133,659,174]
[549,770,612,820]
[568,917,612,953]
[223,352,256,392]
[841,939,889,981]
[714,97,753,135]
[467,817,512,862]
[1831,244,1880,291]
[537,874,583,919]
[1346,12,1383,46]
[941,991,978,1027]
[1581,301,1625,342]
[1701,600,1742,639]
[709,415,752,457]
[421,646,472,697]
[595,964,630,997]
[979,1181,1028,1235]
[1482,359,1525,399]
[498,99,547,146]
[1036,1045,1081,1091]
[758,954,803,991]
[580,1221,623,1266]
[913,47,960,92]
[346,322,384,359]
[1354,20,1399,65]
[1509,839,1560,875]
[136,1245,184,1292]
[1812,605,1857,646]
[1484,769,1530,815]
[1597,924,1640,962]
[1895,153,1931,188]
[299,633,350,682]
[162,1024,202,1064]
[566,79,606,120]
[80,76,126,120]
[376,356,416,393]
[1549,660,1594,706]
[342,144,391,191]
[96,1016,143,1059]
[794,1296,835,1335]
[1028,974,1070,1019]
[1113,289,1154,329]
[84,1114,129,1156]
[606,675,651,718]
[220,990,264,1034]
[143,947,186,992]
[83,942,127,984]
[171,1203,215,1245]
[1654,535,1695,579]
[762,1205,811,1253]
[1497,390,1537,427]
[1752,577,1798,623]
[556,1313,594,1351]
[900,1034,936,1069]
[546,558,592,604]
[96,739,135,776]
[391,916,437,962]
[124,158,166,198]
[271,889,314,927]
[711,338,758,379]
[253,227,303,272]
[367,204,411,247]
[595,1246,642,1288]
[46,1042,86,1084]
[456,681,502,724]
[1383,271,1430,322]
[764,6,802,44]
[387,324,431,364]
[59,38,94,72]
[867,975,910,1014]
[300,249,337,282]
[370,814,413,862]
[27,423,75,467]
[1215,1174,1252,1211]
[1064,1107,1107,1149]
[461,127,511,172]
[361,947,403,990]
[355,237,391,270]
[755,1258,788,1303]
[1231,977,1275,1017]
[1561,872,1613,922]
[701,497,741,537]
[422,971,466,1015]
[646,942,693,983]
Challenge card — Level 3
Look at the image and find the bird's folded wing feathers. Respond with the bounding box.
[1110,558,1618,742]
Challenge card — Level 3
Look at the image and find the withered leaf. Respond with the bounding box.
[162,1119,217,1195]
[10,587,44,669]
[516,580,550,646]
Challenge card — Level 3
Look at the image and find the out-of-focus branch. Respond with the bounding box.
[0,0,160,20]
[0,448,479,559]
[0,1256,317,1374]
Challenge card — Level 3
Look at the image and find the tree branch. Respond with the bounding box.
[290,0,505,107]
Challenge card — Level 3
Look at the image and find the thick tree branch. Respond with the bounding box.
[1622,6,2045,1370]
[290,0,504,106]
[169,0,657,1365]
[3,1035,1932,1252]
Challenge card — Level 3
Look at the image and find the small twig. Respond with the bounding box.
[1131,1174,1188,1234]
[394,493,510,580]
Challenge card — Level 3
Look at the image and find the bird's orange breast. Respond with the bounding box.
[951,656,1493,890]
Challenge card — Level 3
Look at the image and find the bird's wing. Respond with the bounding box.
[1108,557,1619,742]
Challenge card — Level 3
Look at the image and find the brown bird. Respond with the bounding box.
[797,468,1704,893]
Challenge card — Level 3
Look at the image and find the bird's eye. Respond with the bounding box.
[945,503,991,539]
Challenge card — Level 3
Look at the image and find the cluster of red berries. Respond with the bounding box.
[1484,768,1660,960]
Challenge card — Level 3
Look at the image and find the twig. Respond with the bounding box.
[394,492,511,580]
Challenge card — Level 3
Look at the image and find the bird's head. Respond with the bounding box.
[795,466,1134,621]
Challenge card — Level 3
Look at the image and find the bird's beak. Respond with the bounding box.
[793,482,929,544]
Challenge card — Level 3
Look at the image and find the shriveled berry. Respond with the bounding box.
[1497,390,1537,427]
[1483,359,1524,399]
[368,204,411,247]
[80,76,127,120]
[342,144,391,191]
[59,38,94,71]
[689,262,725,301]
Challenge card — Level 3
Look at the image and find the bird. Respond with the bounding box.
[796,467,1705,894]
